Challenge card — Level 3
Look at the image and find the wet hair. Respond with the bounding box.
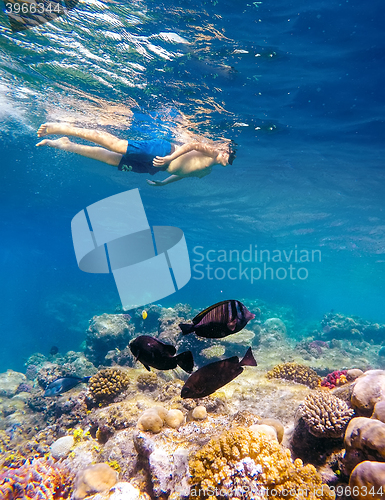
[227,140,237,165]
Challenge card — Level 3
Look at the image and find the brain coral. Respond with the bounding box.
[89,368,130,401]
[73,463,118,500]
[267,362,321,389]
[298,391,354,438]
[0,457,72,499]
[349,461,385,500]
[189,427,335,500]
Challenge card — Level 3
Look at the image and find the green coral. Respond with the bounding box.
[266,362,321,389]
[189,427,334,500]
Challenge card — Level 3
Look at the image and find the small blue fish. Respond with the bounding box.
[44,376,90,397]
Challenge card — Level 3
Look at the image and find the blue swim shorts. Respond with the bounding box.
[118,139,172,175]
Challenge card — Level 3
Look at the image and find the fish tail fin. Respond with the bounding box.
[176,350,194,373]
[179,323,193,335]
[240,347,257,367]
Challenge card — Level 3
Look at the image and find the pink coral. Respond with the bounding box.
[0,457,72,499]
[321,369,348,389]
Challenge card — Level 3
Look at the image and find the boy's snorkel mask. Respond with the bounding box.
[227,140,237,165]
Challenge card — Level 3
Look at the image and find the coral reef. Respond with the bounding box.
[89,368,130,402]
[371,400,385,423]
[298,391,354,438]
[350,370,385,416]
[0,370,27,397]
[349,461,385,500]
[85,314,135,365]
[321,370,348,389]
[192,406,207,420]
[343,417,385,474]
[137,406,185,433]
[321,312,385,343]
[136,372,162,392]
[267,362,321,389]
[0,458,73,499]
[73,463,118,500]
[189,426,334,500]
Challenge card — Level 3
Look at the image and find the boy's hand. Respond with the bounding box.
[153,155,171,166]
[146,179,164,186]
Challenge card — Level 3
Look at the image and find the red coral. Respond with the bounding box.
[0,458,73,499]
[321,370,348,389]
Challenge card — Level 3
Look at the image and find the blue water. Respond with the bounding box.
[0,0,384,371]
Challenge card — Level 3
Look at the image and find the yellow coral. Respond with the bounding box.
[189,427,334,500]
[108,460,122,473]
[89,368,130,401]
[266,362,321,389]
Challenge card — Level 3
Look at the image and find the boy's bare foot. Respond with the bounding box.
[36,137,71,149]
[37,122,71,137]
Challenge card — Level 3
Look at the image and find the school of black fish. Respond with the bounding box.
[46,300,257,399]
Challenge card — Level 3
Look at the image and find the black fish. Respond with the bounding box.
[181,347,257,399]
[49,346,59,355]
[179,300,255,338]
[44,376,90,397]
[129,335,194,373]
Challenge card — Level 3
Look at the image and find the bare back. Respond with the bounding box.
[166,149,217,178]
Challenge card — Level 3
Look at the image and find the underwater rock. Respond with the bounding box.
[85,313,135,365]
[73,463,118,500]
[344,417,385,474]
[266,362,321,389]
[298,391,354,438]
[50,435,74,459]
[349,461,385,500]
[351,370,385,416]
[200,344,226,359]
[108,482,142,500]
[0,370,27,397]
[134,431,190,499]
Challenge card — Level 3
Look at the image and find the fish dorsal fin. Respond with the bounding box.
[240,347,257,367]
[192,300,236,324]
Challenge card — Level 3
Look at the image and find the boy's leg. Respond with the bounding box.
[36,137,122,166]
[37,123,128,154]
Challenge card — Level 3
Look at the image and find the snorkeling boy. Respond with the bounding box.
[36,123,236,186]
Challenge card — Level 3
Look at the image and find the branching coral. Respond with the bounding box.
[137,372,161,391]
[266,362,321,389]
[89,368,130,402]
[0,457,73,499]
[298,391,354,438]
[189,427,335,500]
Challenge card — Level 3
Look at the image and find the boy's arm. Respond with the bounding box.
[146,175,184,187]
[153,142,218,166]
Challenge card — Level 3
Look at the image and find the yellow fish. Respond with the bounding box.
[142,310,148,320]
